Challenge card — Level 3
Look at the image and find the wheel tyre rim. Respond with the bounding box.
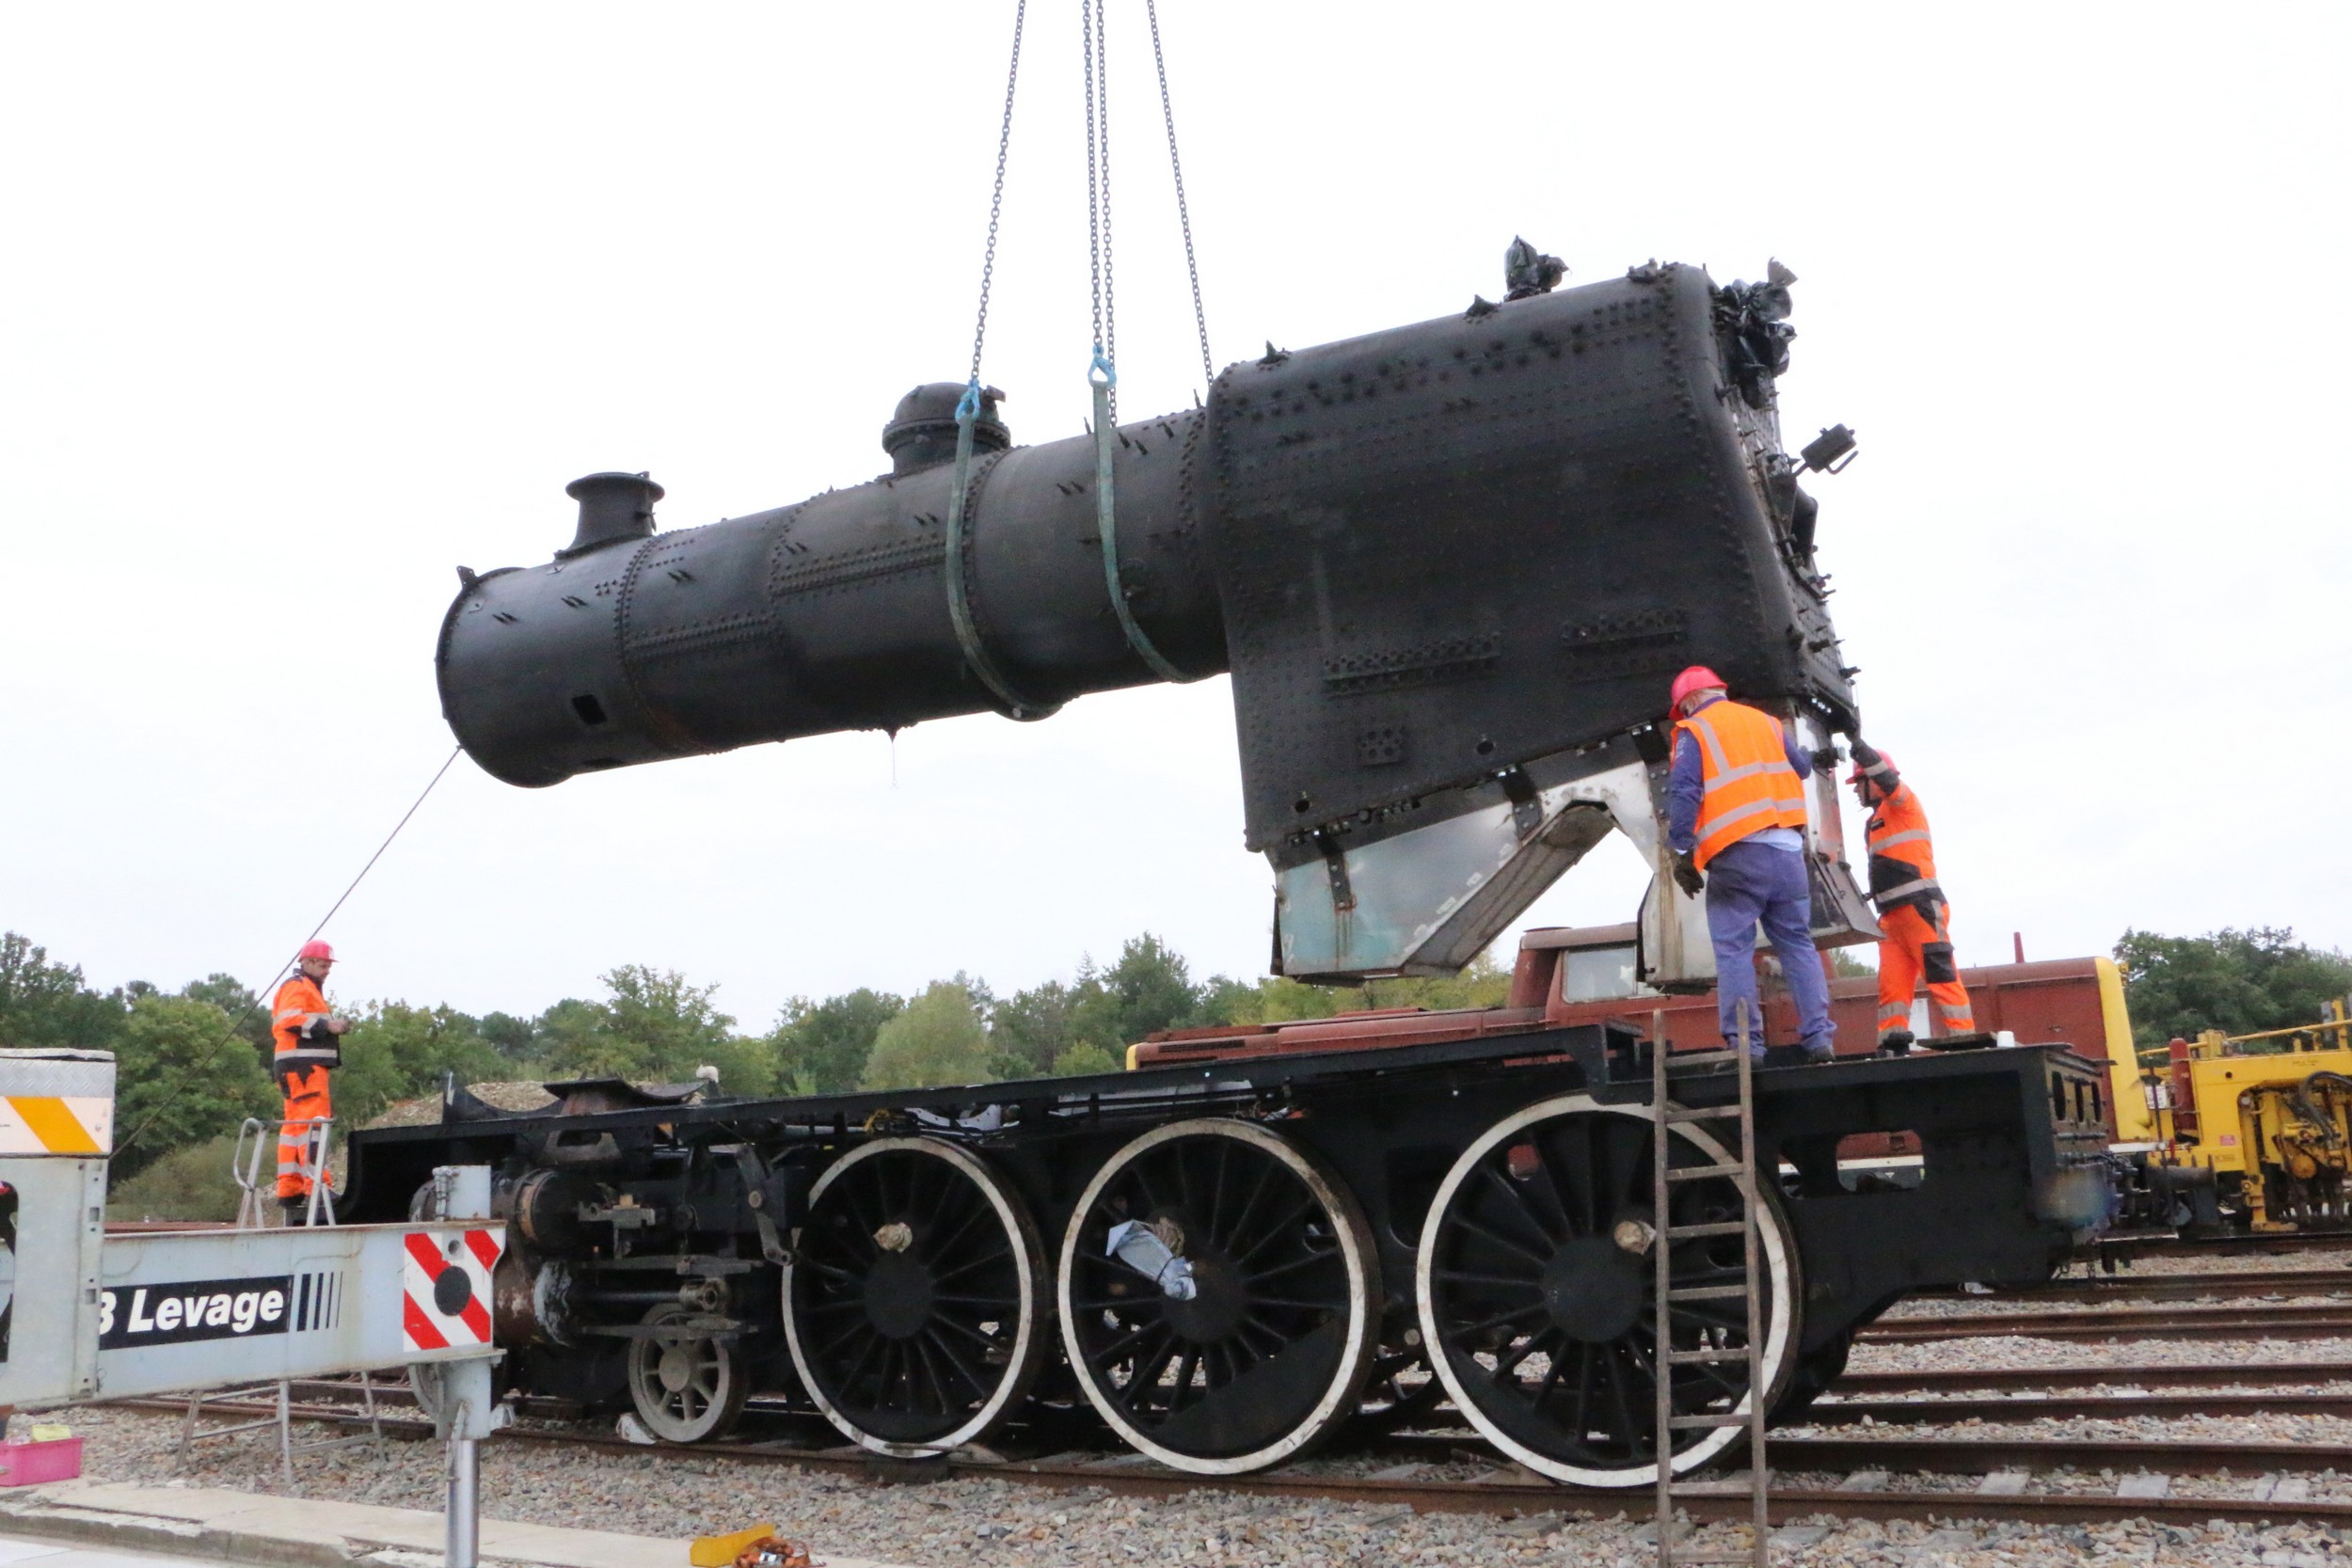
[784,1137,1046,1459]
[626,1304,742,1443]
[1057,1117,1377,1476]
[1414,1093,1797,1489]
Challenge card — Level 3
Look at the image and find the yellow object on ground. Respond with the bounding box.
[691,1523,780,1567]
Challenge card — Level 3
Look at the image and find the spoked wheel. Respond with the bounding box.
[1058,1118,1377,1474]
[626,1303,749,1443]
[783,1137,1047,1457]
[1416,1094,1800,1488]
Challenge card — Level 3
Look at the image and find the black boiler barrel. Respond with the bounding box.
[437,404,1223,788]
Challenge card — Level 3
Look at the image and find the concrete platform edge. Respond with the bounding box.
[0,1489,576,1568]
[0,1495,383,1568]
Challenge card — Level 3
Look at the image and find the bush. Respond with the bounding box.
[338,1002,507,1127]
[863,982,994,1091]
[110,994,280,1179]
[1050,1041,1120,1077]
[537,966,769,1087]
[2118,927,2352,1049]
[772,989,904,1094]
[106,1132,249,1223]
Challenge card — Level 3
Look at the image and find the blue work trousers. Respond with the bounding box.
[1702,837,1835,1056]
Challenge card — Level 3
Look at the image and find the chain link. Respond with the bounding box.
[1081,0,1102,355]
[1147,0,1213,392]
[1081,0,1117,423]
[968,0,1029,385]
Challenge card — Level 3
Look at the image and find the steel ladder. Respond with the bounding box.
[1649,1002,1772,1568]
[180,1117,384,1481]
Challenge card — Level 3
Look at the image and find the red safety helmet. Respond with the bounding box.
[1667,665,1726,715]
[297,941,336,962]
[1845,749,1895,786]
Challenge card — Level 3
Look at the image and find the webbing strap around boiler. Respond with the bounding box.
[945,386,1058,722]
[1090,359,1195,684]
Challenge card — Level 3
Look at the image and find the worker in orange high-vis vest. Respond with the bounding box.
[1848,742,1976,1050]
[271,940,350,1223]
[1663,666,1836,1065]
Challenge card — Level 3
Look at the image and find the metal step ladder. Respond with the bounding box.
[181,1117,385,1481]
[1650,1002,1771,1568]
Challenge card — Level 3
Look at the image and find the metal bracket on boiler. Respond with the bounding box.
[1270,719,1877,988]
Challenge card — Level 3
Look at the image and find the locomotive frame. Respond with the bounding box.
[346,1025,2112,1489]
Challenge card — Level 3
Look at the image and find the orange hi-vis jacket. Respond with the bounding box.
[272,974,338,1202]
[1674,700,1809,870]
[271,974,339,1080]
[1864,782,1943,913]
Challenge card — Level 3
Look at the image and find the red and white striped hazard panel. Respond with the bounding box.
[402,1227,502,1353]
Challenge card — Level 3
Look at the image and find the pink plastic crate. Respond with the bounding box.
[0,1437,84,1486]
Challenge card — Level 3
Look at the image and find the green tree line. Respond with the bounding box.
[6,924,2345,1211]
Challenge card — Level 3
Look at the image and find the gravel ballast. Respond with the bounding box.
[35,1402,2347,1567]
[44,1243,2352,1563]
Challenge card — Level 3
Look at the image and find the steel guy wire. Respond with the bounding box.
[115,744,466,1162]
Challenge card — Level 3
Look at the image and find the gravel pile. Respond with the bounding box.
[366,1082,557,1130]
[51,1404,2345,1567]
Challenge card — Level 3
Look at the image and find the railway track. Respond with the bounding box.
[1862,1301,2352,1342]
[1925,1267,2352,1304]
[100,1240,2352,1534]
[111,1382,2352,1533]
[1840,1360,2352,1394]
[278,1373,2352,1426]
[1812,1390,2352,1421]
[2092,1232,2352,1263]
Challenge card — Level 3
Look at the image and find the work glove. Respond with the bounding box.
[1671,850,1706,899]
[1849,737,1883,769]
[1809,745,1839,771]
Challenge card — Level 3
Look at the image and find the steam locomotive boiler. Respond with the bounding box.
[375,257,2125,1487]
[436,260,1874,983]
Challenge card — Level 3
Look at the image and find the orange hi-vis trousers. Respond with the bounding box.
[1877,902,1977,1040]
[277,1064,335,1201]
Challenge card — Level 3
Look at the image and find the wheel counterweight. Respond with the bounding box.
[1415,1095,1799,1488]
[784,1137,1046,1457]
[1058,1118,1377,1474]
[625,1302,749,1442]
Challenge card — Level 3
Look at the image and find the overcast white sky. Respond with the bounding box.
[5,3,2347,1029]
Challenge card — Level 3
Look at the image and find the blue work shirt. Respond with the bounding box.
[1665,695,1814,855]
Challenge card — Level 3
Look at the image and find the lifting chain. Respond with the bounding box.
[948,0,1214,706]
[1146,0,1215,391]
[1081,0,1196,683]
[1081,0,1118,425]
[946,0,1058,721]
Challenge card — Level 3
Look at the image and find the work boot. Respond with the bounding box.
[1877,1029,1917,1056]
[280,1197,311,1227]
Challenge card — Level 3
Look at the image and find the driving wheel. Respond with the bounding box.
[783,1137,1046,1457]
[1416,1094,1799,1488]
[1058,1117,1376,1474]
